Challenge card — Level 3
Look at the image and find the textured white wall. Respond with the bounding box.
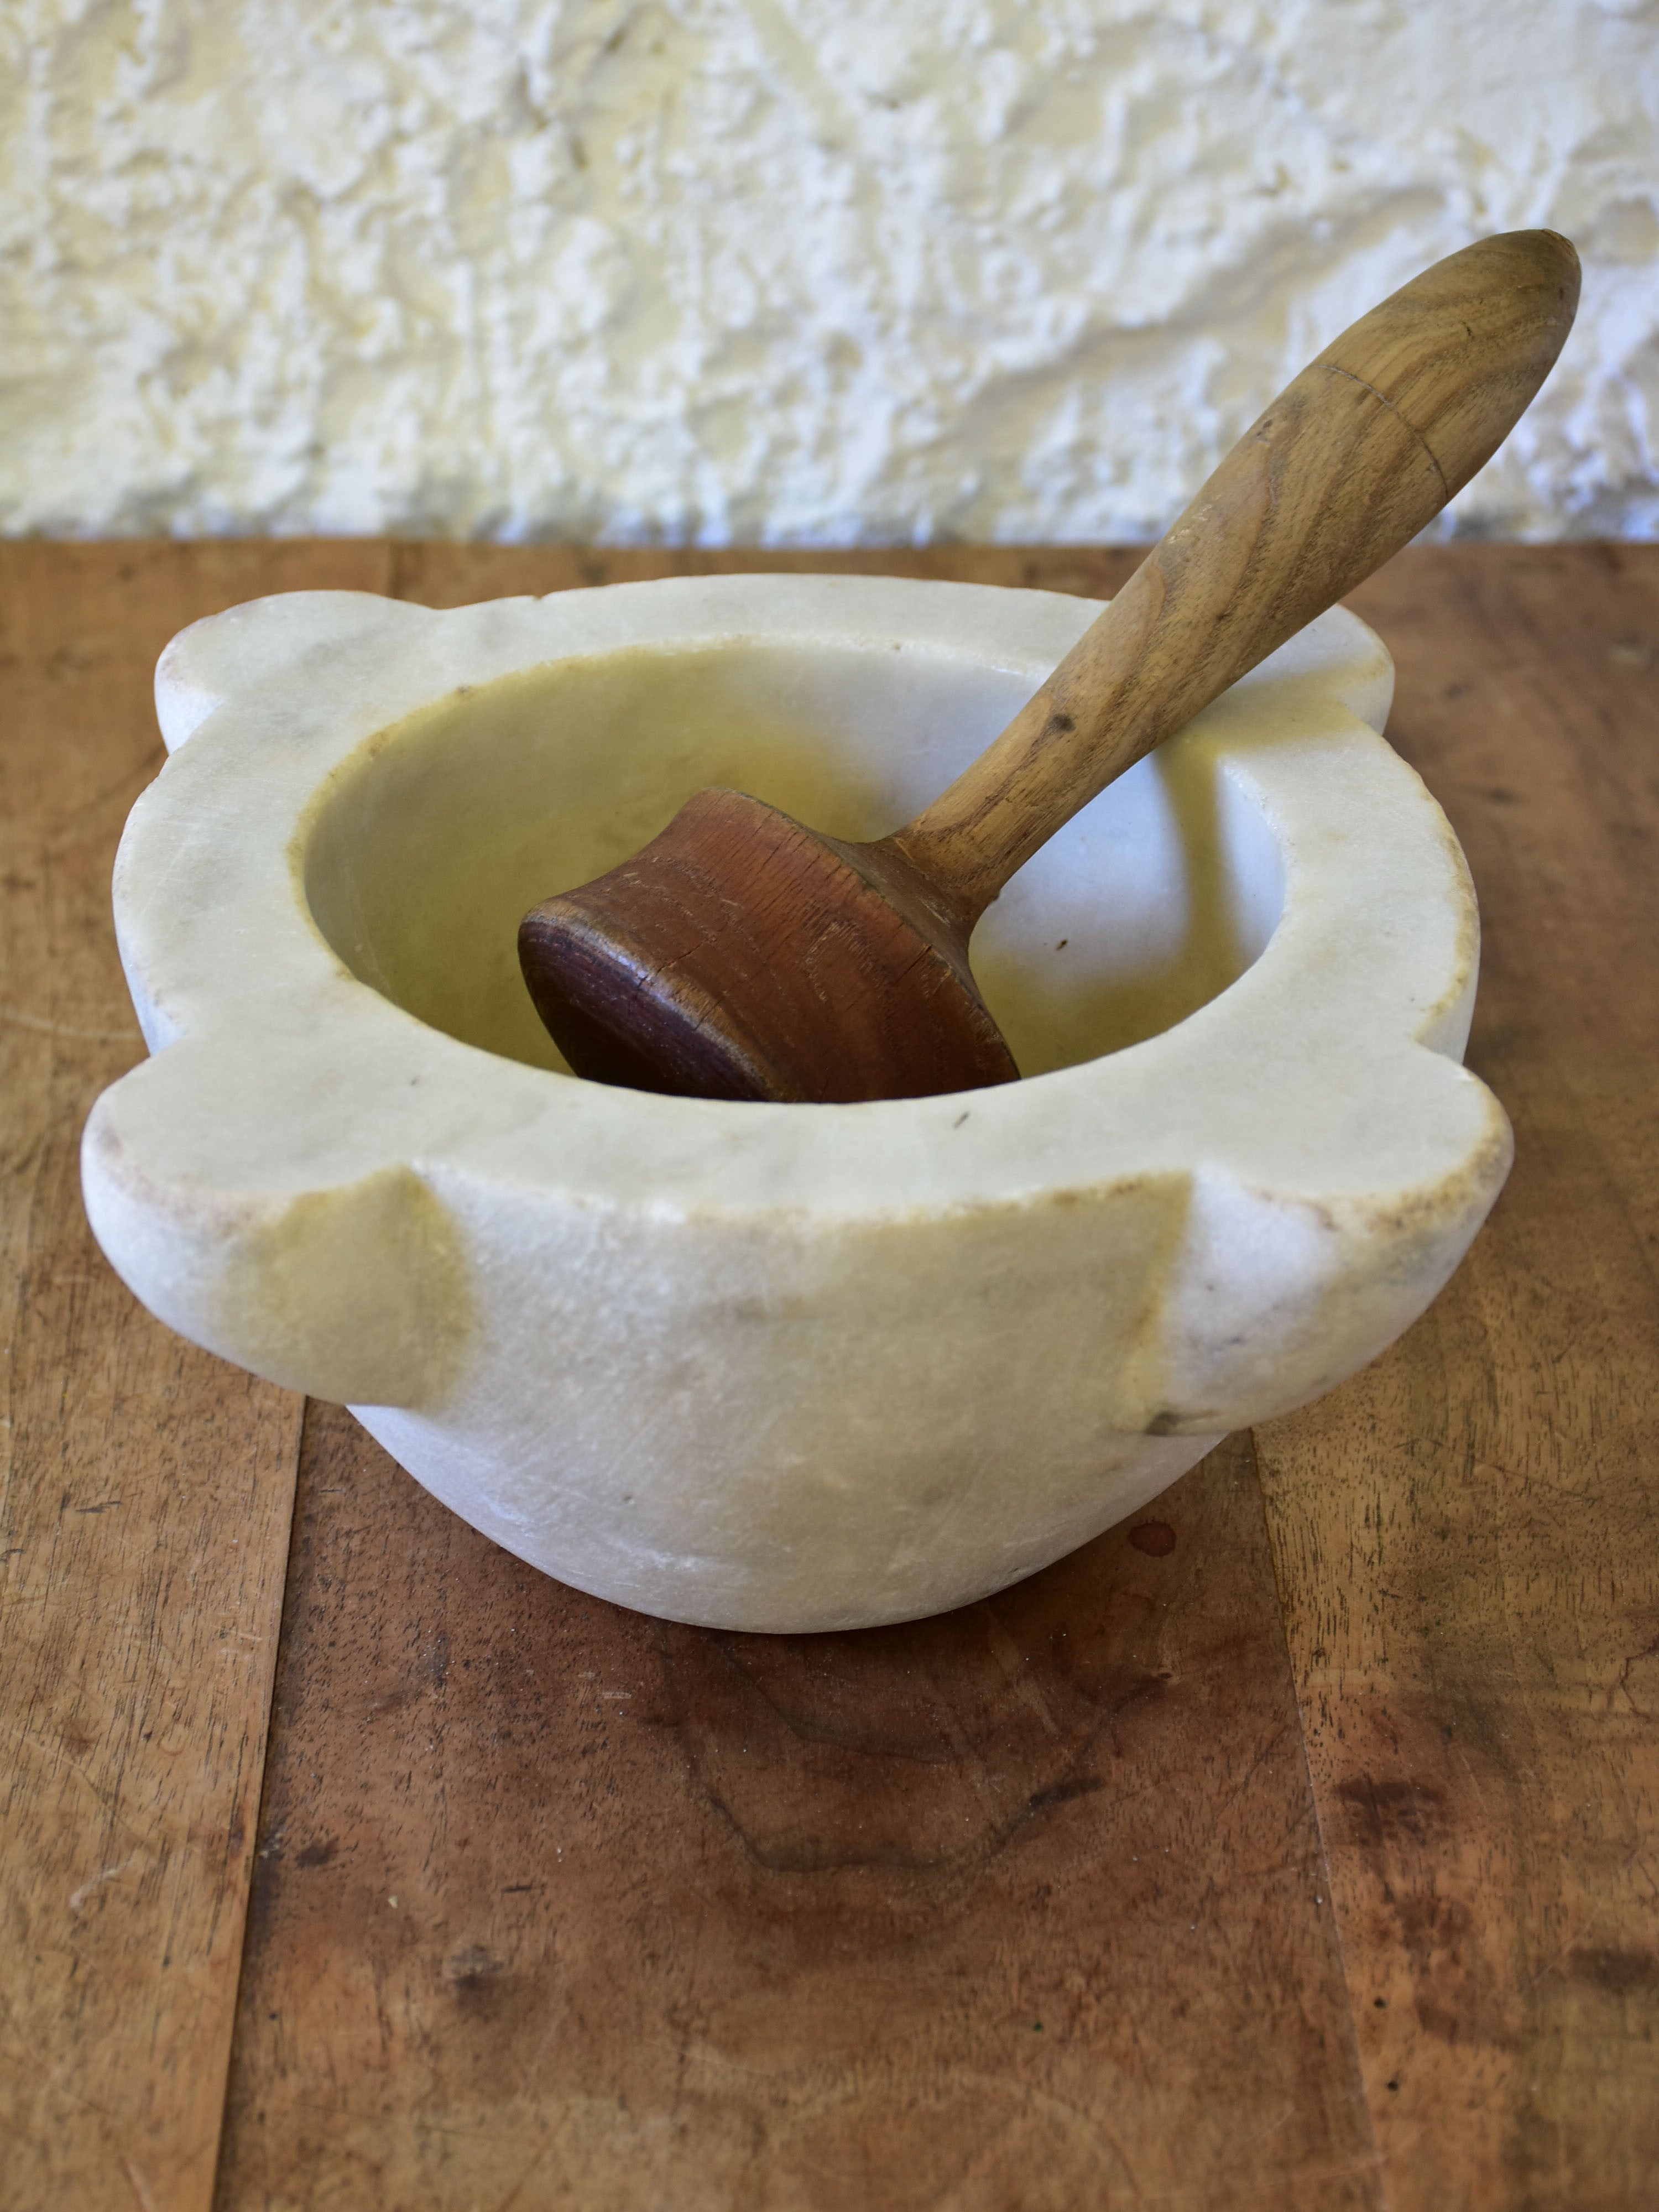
[3,0,1656,543]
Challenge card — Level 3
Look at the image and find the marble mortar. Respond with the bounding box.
[81,575,1510,1631]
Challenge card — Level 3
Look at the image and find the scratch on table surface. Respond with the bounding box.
[978,1601,1062,1739]
[1,1003,140,1044]
[0,1714,147,1834]
[120,2153,159,2212]
[69,1855,139,1914]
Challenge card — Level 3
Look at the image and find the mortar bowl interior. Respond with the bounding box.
[300,637,1287,1083]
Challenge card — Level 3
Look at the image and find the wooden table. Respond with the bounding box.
[3,541,1656,2211]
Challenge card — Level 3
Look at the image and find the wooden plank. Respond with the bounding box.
[1256,546,1659,2208]
[0,542,391,2212]
[217,1409,1375,2211]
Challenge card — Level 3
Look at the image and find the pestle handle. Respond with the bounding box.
[886,230,1580,921]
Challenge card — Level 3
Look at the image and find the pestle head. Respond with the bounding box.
[518,788,1019,1103]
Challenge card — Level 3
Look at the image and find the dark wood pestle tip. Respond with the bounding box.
[518,789,1019,1105]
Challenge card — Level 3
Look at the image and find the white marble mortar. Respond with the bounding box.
[82,575,1510,1630]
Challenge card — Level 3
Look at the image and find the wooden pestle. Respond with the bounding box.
[520,230,1579,1104]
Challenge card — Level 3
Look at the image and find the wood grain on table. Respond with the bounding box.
[2,541,1655,2212]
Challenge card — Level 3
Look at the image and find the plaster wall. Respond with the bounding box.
[3,0,1655,542]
